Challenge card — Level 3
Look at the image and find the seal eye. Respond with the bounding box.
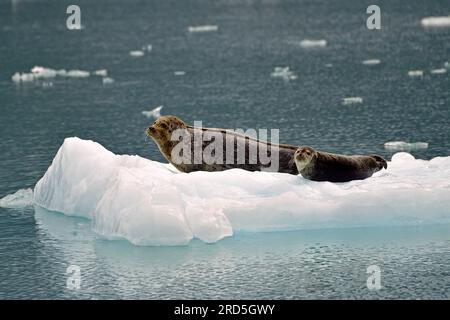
[160,123,168,129]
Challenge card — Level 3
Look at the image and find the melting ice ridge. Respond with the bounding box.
[3,137,448,246]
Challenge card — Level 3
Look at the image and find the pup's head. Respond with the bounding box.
[146,115,187,144]
[293,146,317,171]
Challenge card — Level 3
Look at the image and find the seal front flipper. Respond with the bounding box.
[370,155,388,170]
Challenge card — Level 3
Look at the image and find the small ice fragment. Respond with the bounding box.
[300,39,327,48]
[129,50,145,57]
[342,97,363,105]
[174,71,186,76]
[430,68,447,74]
[188,25,218,33]
[408,70,423,77]
[325,63,333,68]
[421,15,450,28]
[384,141,429,152]
[94,69,108,77]
[102,77,114,84]
[42,82,53,88]
[362,59,381,65]
[142,106,163,119]
[0,188,34,208]
[271,67,297,81]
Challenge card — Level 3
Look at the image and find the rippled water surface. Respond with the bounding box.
[0,0,449,299]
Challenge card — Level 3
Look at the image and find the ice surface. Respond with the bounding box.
[129,50,145,57]
[32,138,450,246]
[384,141,429,151]
[271,67,297,81]
[362,59,381,65]
[421,15,450,28]
[300,39,327,48]
[142,106,163,119]
[0,188,33,208]
[408,70,424,77]
[188,25,218,33]
[342,97,363,105]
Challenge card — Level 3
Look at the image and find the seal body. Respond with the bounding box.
[294,146,387,182]
[146,115,298,174]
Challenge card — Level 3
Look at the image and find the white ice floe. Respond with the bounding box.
[384,141,429,152]
[11,66,90,83]
[362,59,381,65]
[188,25,218,33]
[31,138,450,246]
[271,67,297,81]
[94,69,108,77]
[174,71,186,76]
[408,70,423,77]
[142,106,163,119]
[421,15,450,28]
[300,39,327,48]
[342,97,363,105]
[0,188,33,208]
[102,77,114,85]
[129,50,145,57]
[430,68,447,75]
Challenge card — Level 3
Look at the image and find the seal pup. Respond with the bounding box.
[293,146,387,182]
[146,115,299,174]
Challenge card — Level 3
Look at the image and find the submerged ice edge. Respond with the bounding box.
[28,137,450,246]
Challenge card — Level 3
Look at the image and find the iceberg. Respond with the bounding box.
[362,59,381,65]
[188,25,218,33]
[299,39,327,48]
[408,70,424,77]
[271,67,297,81]
[430,68,447,75]
[129,50,145,57]
[11,66,91,83]
[421,15,450,28]
[384,141,429,151]
[31,138,450,246]
[342,97,363,105]
[0,188,33,208]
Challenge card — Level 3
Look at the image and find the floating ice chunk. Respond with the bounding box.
[408,70,423,77]
[430,68,447,74]
[188,25,218,33]
[300,39,327,48]
[271,67,297,81]
[12,66,92,83]
[174,71,186,76]
[342,97,363,105]
[384,141,429,152]
[421,15,450,28]
[0,188,34,208]
[33,138,450,246]
[142,106,163,119]
[94,69,108,77]
[362,59,381,65]
[102,77,114,84]
[129,50,145,57]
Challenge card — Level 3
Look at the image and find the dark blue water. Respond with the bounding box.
[0,0,449,299]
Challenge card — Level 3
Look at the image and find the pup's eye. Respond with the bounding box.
[160,123,168,129]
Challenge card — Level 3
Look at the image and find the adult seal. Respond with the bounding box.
[293,146,387,182]
[146,115,299,174]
